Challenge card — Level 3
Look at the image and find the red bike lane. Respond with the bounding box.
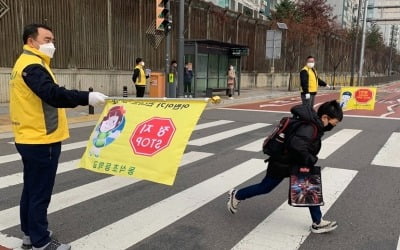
[225,82,400,119]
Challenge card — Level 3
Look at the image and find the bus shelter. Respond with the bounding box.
[184,40,249,97]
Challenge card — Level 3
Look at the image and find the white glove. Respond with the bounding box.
[89,92,107,106]
[326,84,331,89]
[305,93,310,99]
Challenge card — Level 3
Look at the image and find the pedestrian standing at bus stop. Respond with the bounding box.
[300,56,330,107]
[184,62,193,98]
[9,23,107,250]
[227,65,236,100]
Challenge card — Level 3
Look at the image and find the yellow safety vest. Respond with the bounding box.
[9,45,69,144]
[134,65,147,86]
[302,66,318,93]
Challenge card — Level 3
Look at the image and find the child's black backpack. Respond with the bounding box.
[262,117,317,157]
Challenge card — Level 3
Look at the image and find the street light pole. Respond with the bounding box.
[350,0,363,86]
[165,0,171,97]
[271,30,275,73]
[177,0,185,97]
[389,25,395,76]
[358,0,368,86]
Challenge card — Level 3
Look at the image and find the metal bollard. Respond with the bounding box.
[88,87,94,115]
[123,85,128,97]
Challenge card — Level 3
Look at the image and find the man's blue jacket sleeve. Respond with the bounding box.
[22,64,89,108]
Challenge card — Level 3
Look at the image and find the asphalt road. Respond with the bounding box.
[1,107,400,250]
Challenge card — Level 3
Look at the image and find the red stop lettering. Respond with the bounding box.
[130,117,176,156]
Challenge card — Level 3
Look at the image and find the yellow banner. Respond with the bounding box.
[79,98,207,185]
[339,87,377,110]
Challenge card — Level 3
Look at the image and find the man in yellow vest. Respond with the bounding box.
[132,57,149,97]
[9,24,107,250]
[300,56,330,107]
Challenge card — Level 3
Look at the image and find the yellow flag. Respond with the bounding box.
[339,87,377,110]
[79,98,208,185]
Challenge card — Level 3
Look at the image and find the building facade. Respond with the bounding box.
[326,0,358,29]
[203,0,272,19]
[369,0,400,51]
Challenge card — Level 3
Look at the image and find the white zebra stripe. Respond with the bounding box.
[188,123,268,146]
[70,159,268,249]
[372,132,400,168]
[232,167,358,250]
[0,151,213,231]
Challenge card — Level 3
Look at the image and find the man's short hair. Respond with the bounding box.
[171,60,177,65]
[306,55,314,60]
[135,57,143,64]
[317,100,343,121]
[23,24,52,44]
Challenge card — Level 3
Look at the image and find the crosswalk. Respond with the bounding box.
[0,118,399,250]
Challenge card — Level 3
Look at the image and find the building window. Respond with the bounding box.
[243,6,253,17]
[238,3,243,12]
[231,0,235,11]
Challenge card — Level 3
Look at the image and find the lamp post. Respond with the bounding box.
[276,22,288,90]
[358,0,368,86]
[350,0,363,86]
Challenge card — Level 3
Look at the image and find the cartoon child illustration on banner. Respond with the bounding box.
[340,91,352,109]
[90,105,126,157]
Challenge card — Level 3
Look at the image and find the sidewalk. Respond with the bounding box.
[0,87,299,134]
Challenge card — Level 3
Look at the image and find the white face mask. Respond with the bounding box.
[140,62,145,66]
[307,62,315,68]
[39,43,56,58]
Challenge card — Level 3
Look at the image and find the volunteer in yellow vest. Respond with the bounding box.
[300,56,330,107]
[132,57,149,97]
[9,24,107,250]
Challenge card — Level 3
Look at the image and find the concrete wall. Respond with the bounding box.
[1,68,393,103]
[0,68,134,103]
[240,72,291,88]
[1,68,293,103]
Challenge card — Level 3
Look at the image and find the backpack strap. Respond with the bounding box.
[309,122,318,140]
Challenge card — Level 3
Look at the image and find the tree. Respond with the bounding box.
[296,0,336,39]
[269,0,338,89]
[269,0,300,22]
[366,23,384,50]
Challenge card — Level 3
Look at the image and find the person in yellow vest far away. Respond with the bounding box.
[132,57,150,97]
[9,23,107,250]
[300,56,330,107]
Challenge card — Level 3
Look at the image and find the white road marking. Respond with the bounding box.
[0,141,87,165]
[70,159,268,249]
[0,160,78,189]
[188,123,268,146]
[232,167,358,250]
[318,129,362,159]
[0,151,213,231]
[237,138,266,152]
[218,108,400,120]
[0,121,98,140]
[371,132,400,168]
[0,233,23,250]
[195,120,234,130]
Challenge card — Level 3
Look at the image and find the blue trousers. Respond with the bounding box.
[235,175,322,224]
[16,142,61,248]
